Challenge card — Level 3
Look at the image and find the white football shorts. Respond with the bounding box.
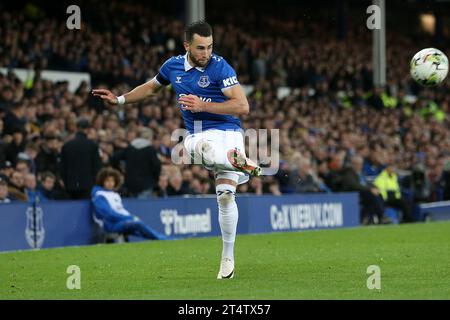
[184,129,249,185]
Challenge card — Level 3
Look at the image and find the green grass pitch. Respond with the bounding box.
[1,221,449,299]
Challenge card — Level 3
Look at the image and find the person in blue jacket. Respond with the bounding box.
[91,167,166,240]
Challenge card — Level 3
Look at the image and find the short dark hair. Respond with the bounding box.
[25,142,39,152]
[16,159,30,169]
[44,132,58,140]
[96,167,123,190]
[12,102,24,110]
[185,20,212,43]
[77,118,90,130]
[41,171,56,182]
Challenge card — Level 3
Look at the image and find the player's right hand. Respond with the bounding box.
[92,89,118,105]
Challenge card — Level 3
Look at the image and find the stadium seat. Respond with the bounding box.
[92,212,129,244]
[103,233,127,244]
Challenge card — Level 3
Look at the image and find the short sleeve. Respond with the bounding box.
[217,59,240,91]
[155,58,172,86]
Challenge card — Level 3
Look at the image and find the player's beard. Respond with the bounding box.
[189,51,210,68]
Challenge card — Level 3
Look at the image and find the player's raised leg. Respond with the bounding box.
[192,130,262,177]
[226,147,262,177]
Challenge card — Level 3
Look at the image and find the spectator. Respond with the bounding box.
[2,104,26,136]
[237,183,249,194]
[0,86,14,111]
[60,118,101,199]
[248,177,263,195]
[366,87,384,111]
[439,160,450,200]
[5,127,26,165]
[189,178,203,195]
[17,143,39,174]
[15,159,31,175]
[111,129,161,198]
[181,169,195,193]
[0,161,14,182]
[324,153,346,192]
[275,161,295,193]
[157,133,174,164]
[363,150,385,177]
[38,172,63,200]
[24,173,44,203]
[339,156,389,225]
[401,163,431,204]
[8,170,27,201]
[0,178,12,203]
[139,105,153,126]
[91,167,166,241]
[35,133,61,176]
[374,164,414,223]
[155,174,169,198]
[266,179,282,196]
[0,119,5,168]
[291,157,324,193]
[167,171,187,196]
[200,177,215,194]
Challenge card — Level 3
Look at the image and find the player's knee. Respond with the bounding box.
[216,188,236,207]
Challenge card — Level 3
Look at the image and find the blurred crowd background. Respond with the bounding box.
[1,0,450,223]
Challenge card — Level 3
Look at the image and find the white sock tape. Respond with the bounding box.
[117,95,126,105]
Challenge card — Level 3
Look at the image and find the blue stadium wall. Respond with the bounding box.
[0,193,360,252]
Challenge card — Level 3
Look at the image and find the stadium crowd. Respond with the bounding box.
[2,1,450,223]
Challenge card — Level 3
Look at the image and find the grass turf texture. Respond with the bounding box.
[1,221,449,299]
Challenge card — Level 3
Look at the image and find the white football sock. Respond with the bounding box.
[216,183,238,261]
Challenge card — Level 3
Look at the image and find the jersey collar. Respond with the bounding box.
[184,53,207,72]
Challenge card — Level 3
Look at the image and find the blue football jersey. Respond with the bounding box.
[155,53,242,134]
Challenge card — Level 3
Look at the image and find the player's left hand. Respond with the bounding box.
[178,95,206,113]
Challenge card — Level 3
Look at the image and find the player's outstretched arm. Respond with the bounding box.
[178,84,249,116]
[92,78,161,105]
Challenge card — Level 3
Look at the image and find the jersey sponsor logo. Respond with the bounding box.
[197,75,210,88]
[176,76,182,83]
[222,76,238,87]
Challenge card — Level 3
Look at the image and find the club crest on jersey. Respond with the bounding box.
[198,75,210,88]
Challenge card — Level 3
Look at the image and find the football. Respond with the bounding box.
[410,48,449,86]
